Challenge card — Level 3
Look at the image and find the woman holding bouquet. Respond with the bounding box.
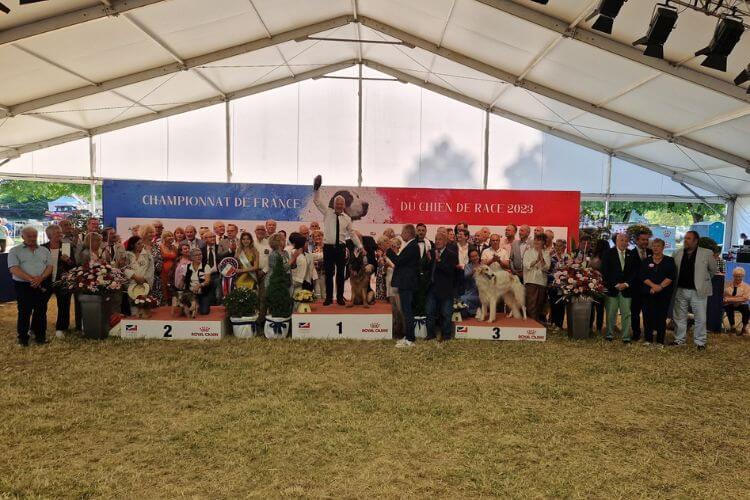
[548,238,572,329]
[139,224,163,303]
[235,231,259,290]
[639,238,675,345]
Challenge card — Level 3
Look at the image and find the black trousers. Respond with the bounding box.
[14,281,50,344]
[724,304,750,327]
[73,293,82,330]
[323,243,346,301]
[590,300,604,332]
[630,293,644,340]
[643,291,671,344]
[52,289,72,331]
[548,289,566,328]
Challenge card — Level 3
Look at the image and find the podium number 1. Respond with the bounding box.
[336,321,343,335]
[491,327,500,340]
[163,325,173,338]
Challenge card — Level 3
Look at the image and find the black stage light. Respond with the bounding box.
[695,17,745,72]
[586,0,627,34]
[735,64,750,93]
[632,4,678,59]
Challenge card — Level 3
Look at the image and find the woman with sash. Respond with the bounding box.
[235,231,259,290]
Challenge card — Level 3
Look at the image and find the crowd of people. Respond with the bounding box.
[6,207,749,348]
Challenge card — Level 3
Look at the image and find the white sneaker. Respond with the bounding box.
[643,341,651,346]
[395,339,414,348]
[55,330,65,339]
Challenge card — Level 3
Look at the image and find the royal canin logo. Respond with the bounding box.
[200,326,211,333]
[370,322,380,329]
[527,329,537,335]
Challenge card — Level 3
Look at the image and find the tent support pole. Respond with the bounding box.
[89,136,96,213]
[357,63,363,187]
[225,100,232,183]
[724,198,736,250]
[482,108,489,189]
[604,153,612,224]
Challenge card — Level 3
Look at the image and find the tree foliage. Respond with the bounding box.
[581,201,725,226]
[0,180,101,204]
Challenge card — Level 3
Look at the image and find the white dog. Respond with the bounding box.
[474,263,527,322]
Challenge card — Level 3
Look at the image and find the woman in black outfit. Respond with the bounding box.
[588,238,609,335]
[639,238,676,345]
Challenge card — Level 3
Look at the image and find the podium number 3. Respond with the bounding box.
[163,325,173,338]
[491,327,500,340]
[336,321,343,335]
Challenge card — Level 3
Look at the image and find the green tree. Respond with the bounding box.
[0,180,101,204]
[581,201,725,226]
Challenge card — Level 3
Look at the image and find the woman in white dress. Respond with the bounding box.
[124,235,155,291]
[289,232,316,297]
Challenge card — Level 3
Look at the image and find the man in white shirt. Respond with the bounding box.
[456,229,471,268]
[501,224,516,255]
[415,223,432,257]
[313,175,362,306]
[481,233,511,270]
[265,219,277,237]
[724,267,750,335]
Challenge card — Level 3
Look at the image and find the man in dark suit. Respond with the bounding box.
[201,232,229,304]
[387,224,421,348]
[425,231,458,341]
[602,233,639,343]
[629,229,653,341]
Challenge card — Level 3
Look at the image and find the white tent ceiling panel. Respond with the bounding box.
[525,37,660,105]
[444,0,560,76]
[0,45,88,106]
[609,157,711,197]
[113,71,217,109]
[197,45,289,92]
[0,114,77,149]
[425,55,504,104]
[252,0,350,34]
[567,113,653,150]
[680,170,750,196]
[622,140,725,173]
[363,44,431,76]
[32,92,143,130]
[606,73,746,133]
[512,0,593,25]
[493,86,588,125]
[358,0,454,43]
[126,0,270,59]
[278,27,359,69]
[686,115,750,162]
[17,16,173,84]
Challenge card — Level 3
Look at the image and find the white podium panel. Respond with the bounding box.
[119,307,225,340]
[454,319,546,342]
[292,313,391,340]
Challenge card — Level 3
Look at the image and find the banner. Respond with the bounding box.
[103,180,580,241]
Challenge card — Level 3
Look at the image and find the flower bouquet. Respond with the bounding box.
[550,263,606,302]
[452,299,468,323]
[132,294,159,319]
[57,261,130,294]
[293,289,315,313]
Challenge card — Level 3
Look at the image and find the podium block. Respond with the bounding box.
[120,306,225,340]
[455,317,546,341]
[292,302,392,340]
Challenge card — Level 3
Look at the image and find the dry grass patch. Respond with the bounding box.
[0,300,749,498]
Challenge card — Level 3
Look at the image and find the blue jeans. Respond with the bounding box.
[399,289,415,342]
[673,287,708,346]
[426,290,454,340]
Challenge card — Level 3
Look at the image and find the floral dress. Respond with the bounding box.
[375,251,388,300]
[145,243,163,303]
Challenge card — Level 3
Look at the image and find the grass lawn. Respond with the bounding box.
[1,300,749,498]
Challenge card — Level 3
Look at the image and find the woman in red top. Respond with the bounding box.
[159,230,178,305]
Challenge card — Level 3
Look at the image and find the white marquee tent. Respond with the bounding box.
[1,0,749,245]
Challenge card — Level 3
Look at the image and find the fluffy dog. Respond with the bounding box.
[328,189,369,221]
[173,290,197,319]
[347,253,375,308]
[474,264,526,322]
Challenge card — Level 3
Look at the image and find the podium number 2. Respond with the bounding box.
[336,321,343,335]
[491,327,500,339]
[163,325,173,338]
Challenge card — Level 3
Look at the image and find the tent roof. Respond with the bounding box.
[1,0,749,198]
